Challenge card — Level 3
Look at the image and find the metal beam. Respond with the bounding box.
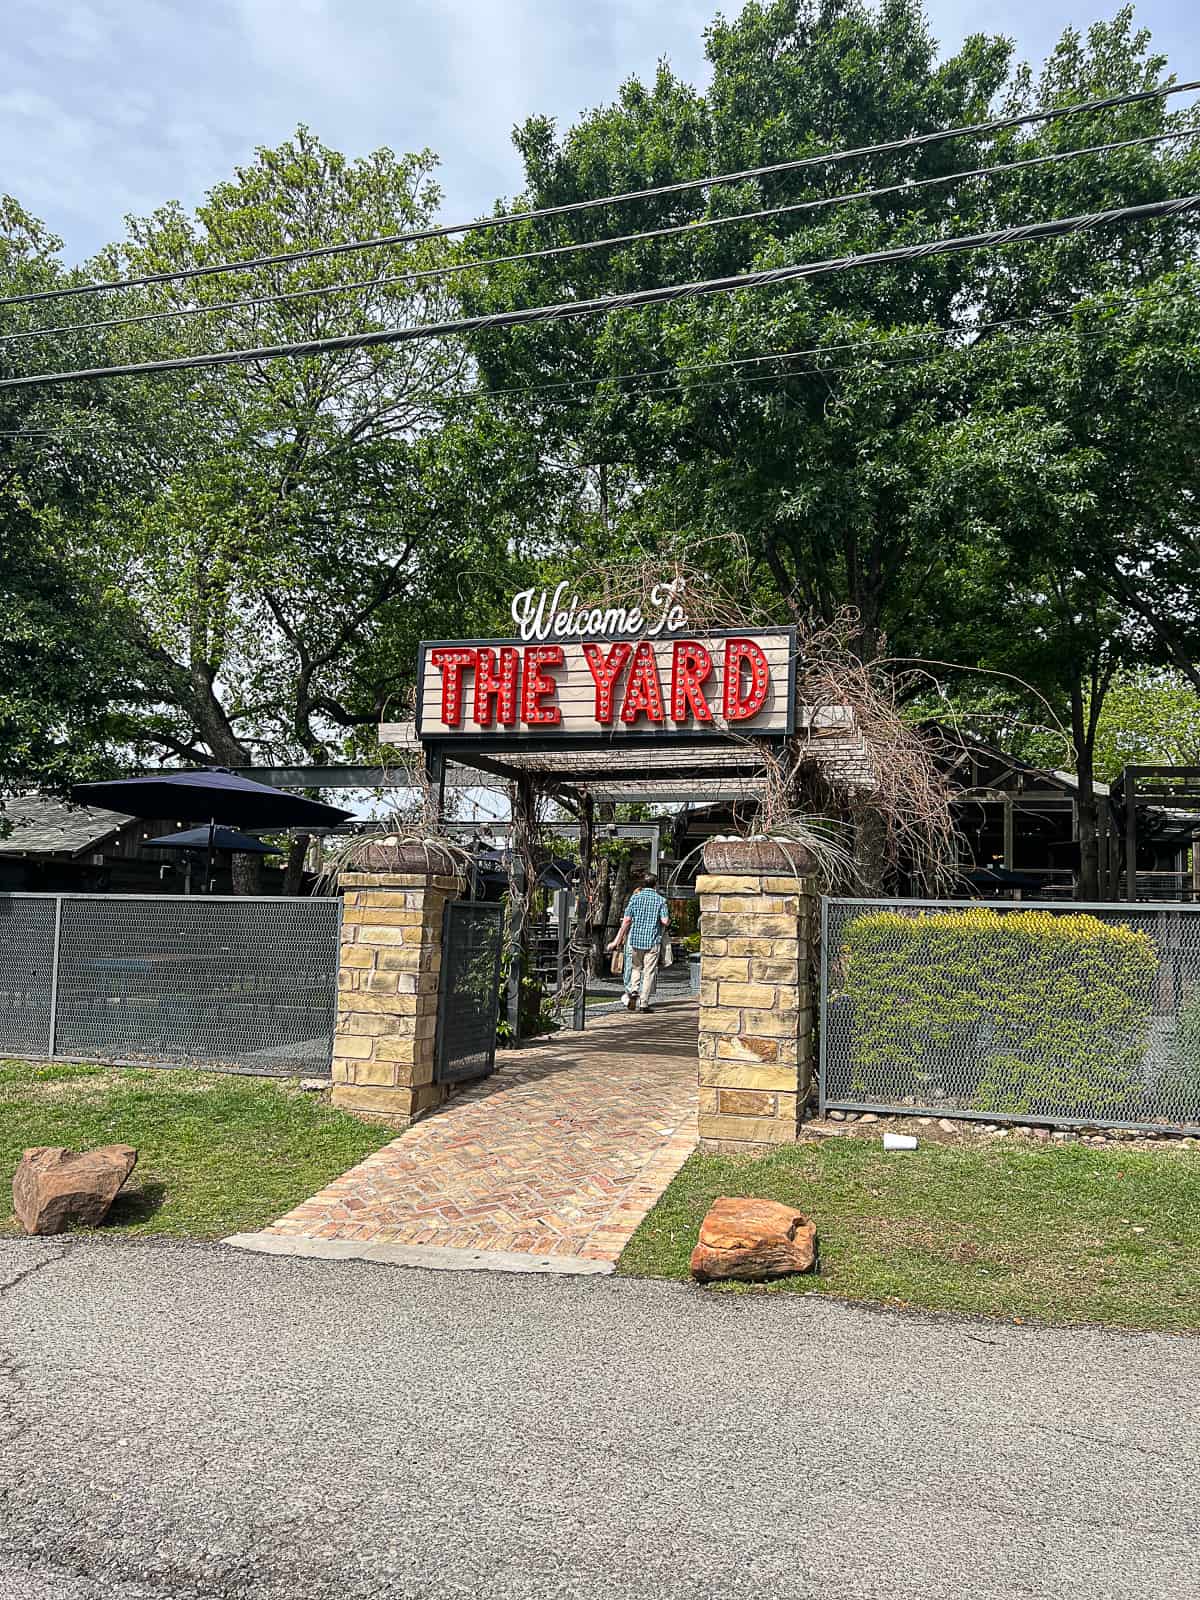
[231,764,417,789]
[437,821,660,876]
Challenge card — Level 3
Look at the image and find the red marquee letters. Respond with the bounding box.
[473,646,520,727]
[428,647,476,727]
[582,641,633,724]
[723,638,770,721]
[671,641,714,724]
[427,634,778,732]
[619,641,666,724]
[521,645,564,725]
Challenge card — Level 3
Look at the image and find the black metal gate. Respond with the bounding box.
[435,900,505,1084]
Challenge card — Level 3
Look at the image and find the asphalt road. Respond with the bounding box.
[2,1239,1197,1600]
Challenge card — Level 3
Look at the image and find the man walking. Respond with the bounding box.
[606,874,670,1014]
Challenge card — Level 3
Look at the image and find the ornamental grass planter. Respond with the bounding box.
[701,836,817,876]
[343,838,469,877]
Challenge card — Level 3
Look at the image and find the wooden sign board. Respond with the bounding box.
[416,628,796,742]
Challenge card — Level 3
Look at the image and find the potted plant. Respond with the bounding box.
[701,823,851,881]
[332,828,473,877]
[318,774,475,888]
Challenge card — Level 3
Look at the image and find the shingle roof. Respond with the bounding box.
[0,794,133,856]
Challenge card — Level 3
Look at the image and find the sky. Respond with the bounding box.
[2,0,1195,268]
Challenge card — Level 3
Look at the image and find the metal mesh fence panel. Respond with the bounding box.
[0,895,56,1057]
[436,902,504,1084]
[52,895,341,1075]
[821,898,1200,1133]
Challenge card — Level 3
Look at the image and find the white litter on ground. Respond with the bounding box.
[883,1132,919,1152]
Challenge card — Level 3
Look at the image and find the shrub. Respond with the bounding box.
[837,907,1157,1118]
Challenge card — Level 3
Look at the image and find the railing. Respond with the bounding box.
[820,897,1200,1133]
[0,893,341,1075]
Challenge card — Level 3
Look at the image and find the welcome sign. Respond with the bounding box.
[417,586,796,740]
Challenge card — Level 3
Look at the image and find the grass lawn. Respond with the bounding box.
[0,1059,396,1239]
[618,1136,1200,1331]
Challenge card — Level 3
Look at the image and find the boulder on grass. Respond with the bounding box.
[13,1145,138,1236]
[689,1196,816,1283]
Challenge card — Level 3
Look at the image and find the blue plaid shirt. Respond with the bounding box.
[626,888,668,950]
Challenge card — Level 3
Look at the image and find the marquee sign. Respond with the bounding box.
[416,616,796,742]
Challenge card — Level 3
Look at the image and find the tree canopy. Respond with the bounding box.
[1,0,1199,901]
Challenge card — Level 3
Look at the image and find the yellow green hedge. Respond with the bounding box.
[838,907,1157,1117]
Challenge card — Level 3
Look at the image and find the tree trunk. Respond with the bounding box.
[231,853,262,896]
[590,855,612,977]
[854,807,889,895]
[606,855,632,956]
[283,834,310,895]
[1070,681,1102,902]
[1075,786,1101,901]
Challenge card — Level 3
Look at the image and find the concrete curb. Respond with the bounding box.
[222,1232,615,1276]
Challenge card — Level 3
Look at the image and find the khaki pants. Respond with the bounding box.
[627,944,661,1009]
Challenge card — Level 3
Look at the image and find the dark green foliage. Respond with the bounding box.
[838,908,1156,1116]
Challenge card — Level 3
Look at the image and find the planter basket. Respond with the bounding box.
[701,837,816,876]
[350,840,468,877]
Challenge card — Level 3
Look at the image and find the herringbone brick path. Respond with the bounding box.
[264,999,698,1263]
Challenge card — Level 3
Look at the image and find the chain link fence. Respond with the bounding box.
[0,893,341,1076]
[820,897,1200,1133]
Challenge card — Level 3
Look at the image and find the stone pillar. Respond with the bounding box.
[695,871,817,1153]
[330,869,464,1124]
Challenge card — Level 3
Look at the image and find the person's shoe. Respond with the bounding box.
[621,992,635,1009]
[637,1005,654,1014]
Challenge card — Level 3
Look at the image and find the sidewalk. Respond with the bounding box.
[230,998,698,1273]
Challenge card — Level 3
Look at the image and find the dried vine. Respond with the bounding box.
[553,544,959,893]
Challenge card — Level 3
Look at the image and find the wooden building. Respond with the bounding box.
[0,795,286,894]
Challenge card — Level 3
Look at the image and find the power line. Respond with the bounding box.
[1,291,1184,441]
[3,126,1196,349]
[3,193,1197,392]
[0,328,1155,455]
[3,76,1198,313]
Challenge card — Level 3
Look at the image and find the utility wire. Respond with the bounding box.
[3,193,1198,392]
[3,76,1198,312]
[0,326,1164,454]
[1,291,1185,440]
[3,126,1196,348]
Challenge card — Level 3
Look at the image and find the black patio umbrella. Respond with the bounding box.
[144,825,285,856]
[72,769,350,890]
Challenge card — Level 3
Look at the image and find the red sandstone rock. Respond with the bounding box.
[12,1145,138,1236]
[689,1195,817,1282]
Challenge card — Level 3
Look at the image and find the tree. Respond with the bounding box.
[461,0,1200,893]
[1092,672,1200,779]
[89,130,529,773]
[0,199,147,802]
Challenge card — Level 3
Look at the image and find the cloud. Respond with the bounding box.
[0,0,1192,266]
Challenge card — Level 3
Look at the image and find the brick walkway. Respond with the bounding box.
[256,999,698,1270]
